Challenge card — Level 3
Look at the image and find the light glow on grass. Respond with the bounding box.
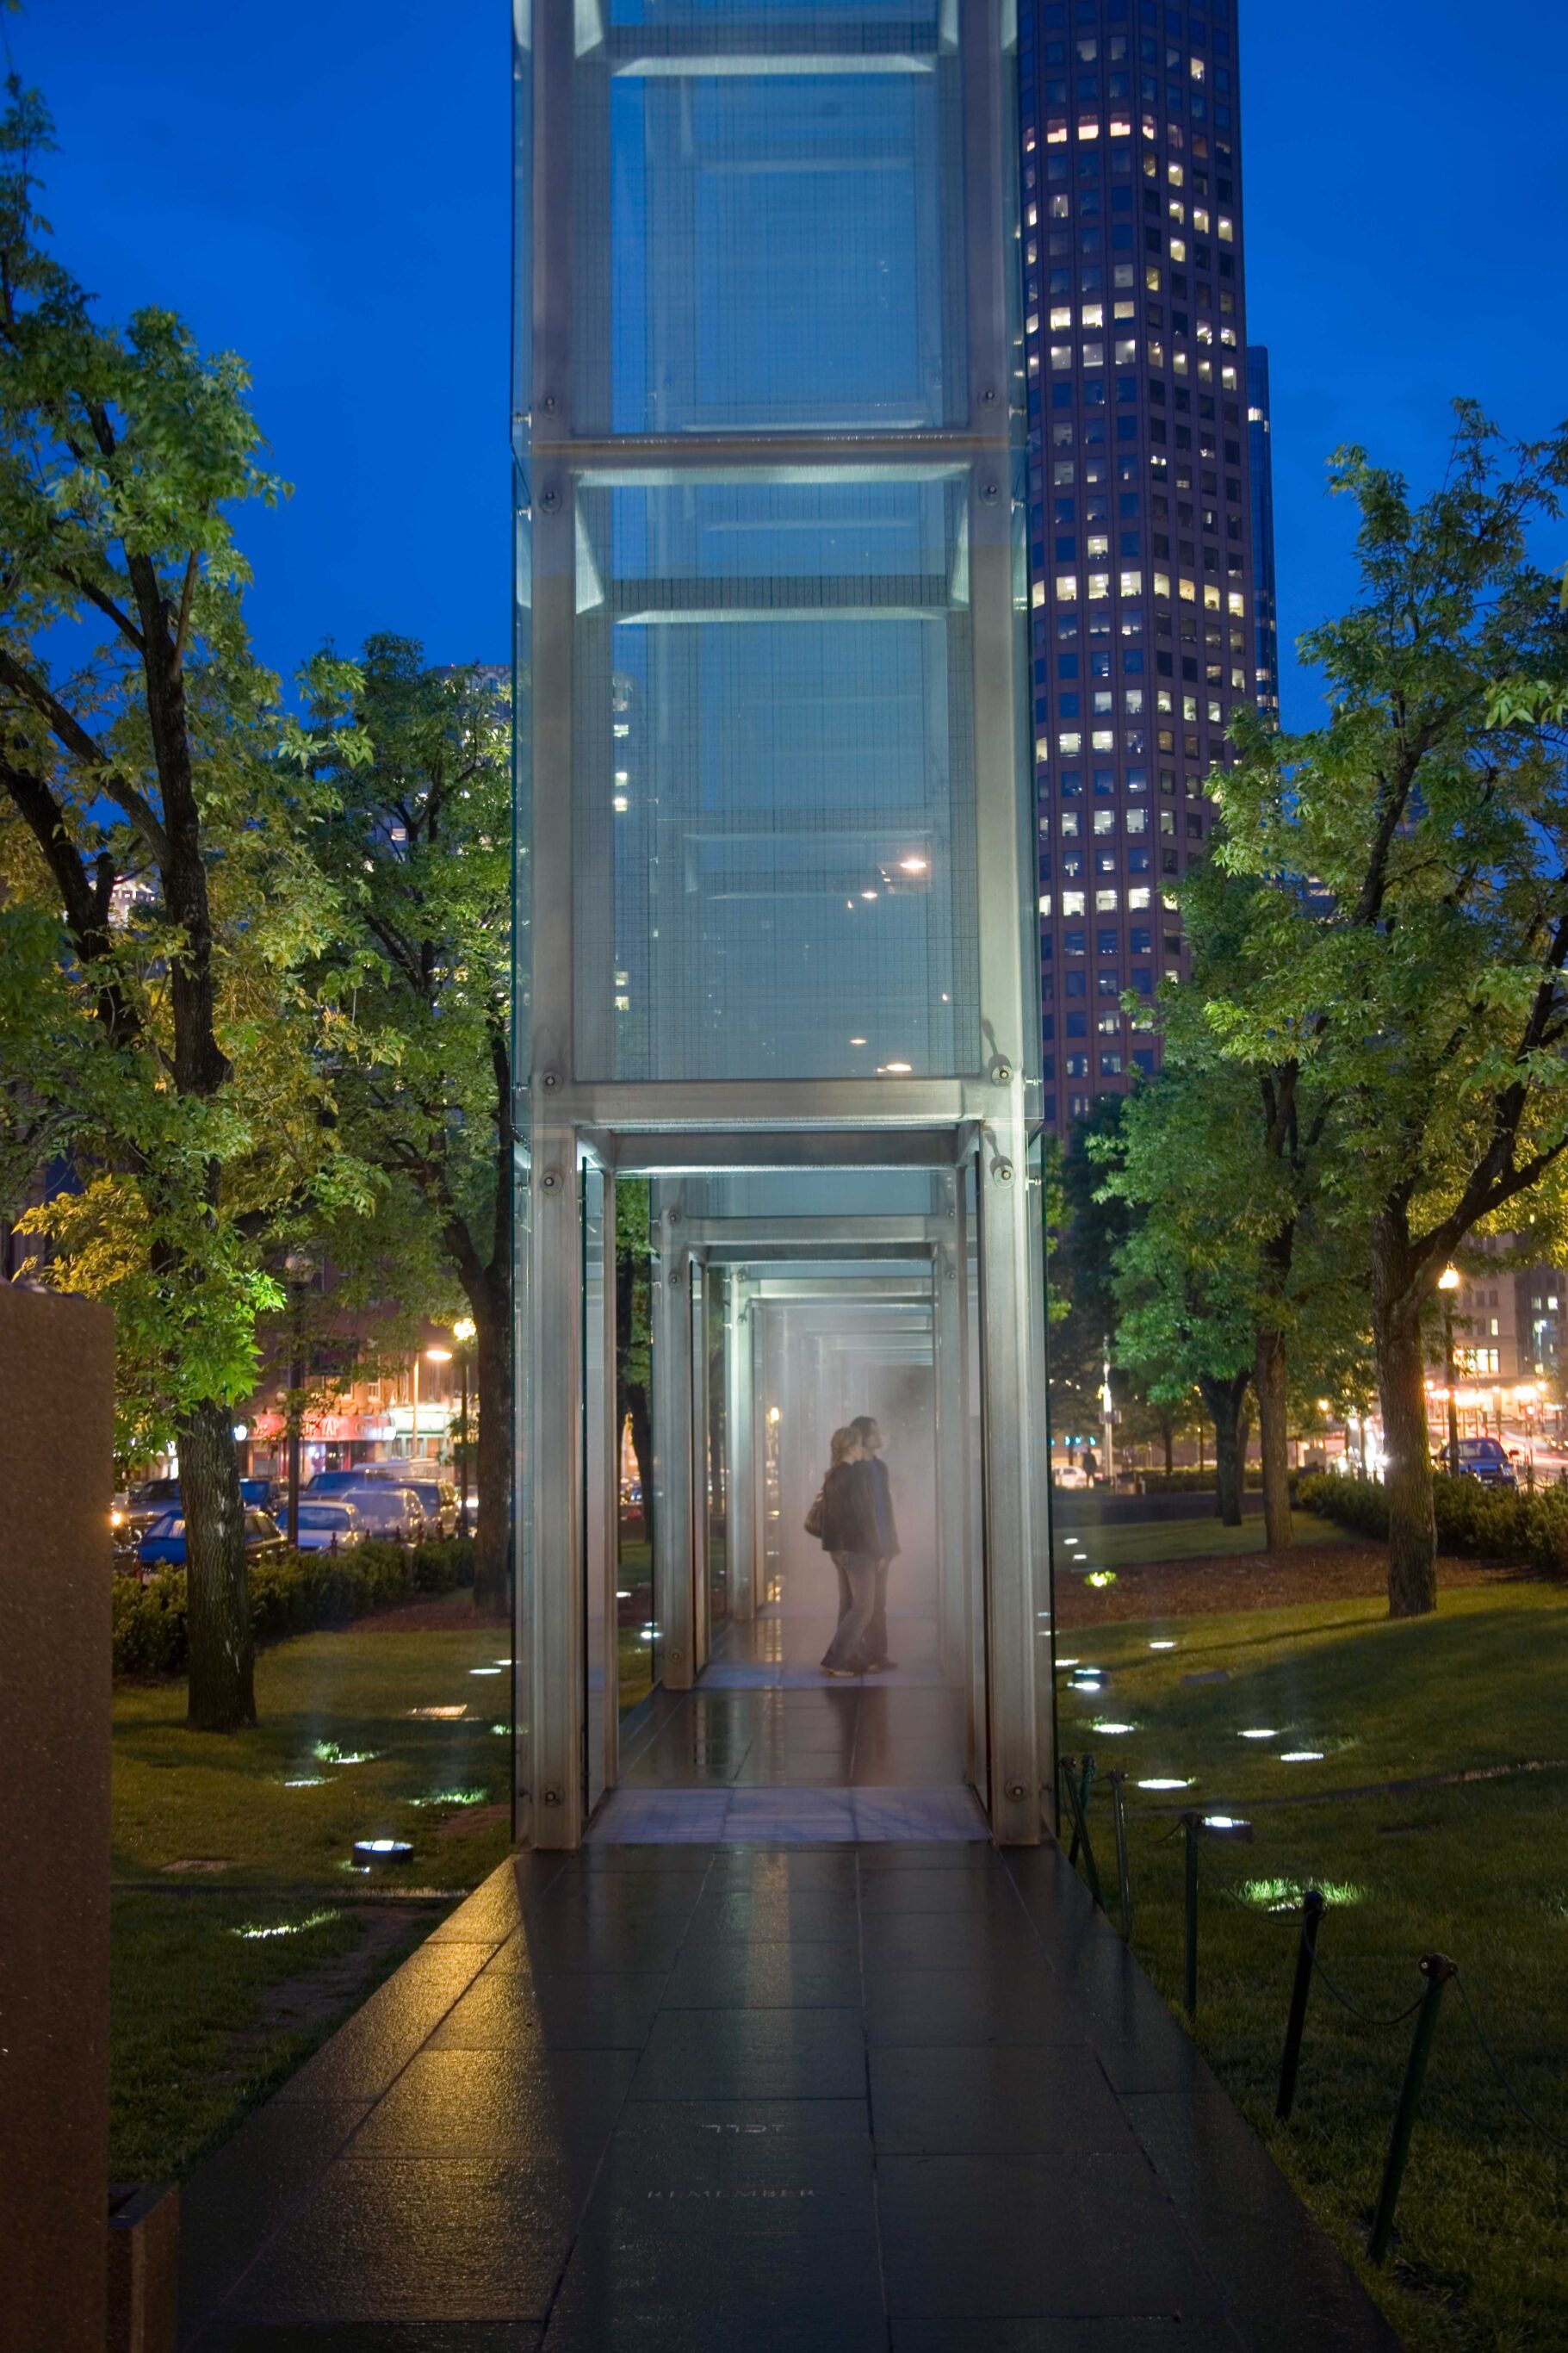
[1086,1571,1117,1588]
[1238,1729,1278,1741]
[233,1909,338,1940]
[1242,1877,1364,1912]
[406,1788,490,1809]
[313,1742,378,1765]
[1137,1777,1193,1791]
[1090,1720,1136,1735]
[468,1667,504,1677]
[1149,1639,1176,1650]
[407,1705,466,1720]
[1280,1750,1325,1763]
[490,1723,510,1735]
[280,1776,326,1788]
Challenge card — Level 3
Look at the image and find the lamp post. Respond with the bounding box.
[282,1250,316,1546]
[452,1318,476,1530]
[417,1344,452,1462]
[1438,1265,1460,1473]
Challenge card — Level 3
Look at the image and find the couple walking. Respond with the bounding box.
[810,1414,899,1679]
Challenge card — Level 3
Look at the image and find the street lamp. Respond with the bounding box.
[1438,1266,1460,1473]
[452,1319,476,1530]
[411,1344,453,1458]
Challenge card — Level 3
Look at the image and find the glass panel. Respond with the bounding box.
[573,473,980,1078]
[573,0,966,434]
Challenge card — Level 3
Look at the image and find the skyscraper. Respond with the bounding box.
[1018,0,1262,1129]
[1247,343,1280,714]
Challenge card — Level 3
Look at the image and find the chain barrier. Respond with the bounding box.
[1454,1977,1568,2154]
[1301,1940,1428,2033]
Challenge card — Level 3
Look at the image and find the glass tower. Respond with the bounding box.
[513,0,1053,1847]
[1017,0,1260,1130]
[1247,343,1280,716]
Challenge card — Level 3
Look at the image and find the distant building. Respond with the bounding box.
[1246,345,1280,714]
[1018,0,1263,1128]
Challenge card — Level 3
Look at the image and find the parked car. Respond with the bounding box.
[356,1461,461,1537]
[304,1468,366,1497]
[291,1498,369,1553]
[328,1481,425,1543]
[137,1507,289,1571]
[121,1475,182,1548]
[120,1475,277,1550]
[1447,1436,1518,1490]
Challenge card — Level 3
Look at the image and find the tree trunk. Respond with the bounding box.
[472,1288,512,1617]
[1372,1237,1438,1617]
[181,1398,255,1730]
[1161,1409,1174,1478]
[1199,1372,1249,1525]
[1255,1326,1293,1551]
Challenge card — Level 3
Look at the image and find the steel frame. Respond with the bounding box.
[515,0,1050,1847]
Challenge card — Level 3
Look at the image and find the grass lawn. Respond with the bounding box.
[113,1610,516,2180]
[1063,1506,1353,1570]
[1057,1582,1568,2353]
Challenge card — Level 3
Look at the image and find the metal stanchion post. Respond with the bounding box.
[1074,1753,1102,1908]
[1181,1813,1199,2015]
[1108,1767,1131,1941]
[1275,1887,1326,2121]
[1368,1955,1457,2266]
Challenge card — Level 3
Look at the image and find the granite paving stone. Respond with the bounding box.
[181,1845,1400,2352]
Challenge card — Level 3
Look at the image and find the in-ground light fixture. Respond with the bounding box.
[352,1838,413,1866]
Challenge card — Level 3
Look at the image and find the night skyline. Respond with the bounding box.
[12,0,1567,721]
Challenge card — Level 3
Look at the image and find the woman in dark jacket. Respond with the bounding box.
[815,1427,879,1677]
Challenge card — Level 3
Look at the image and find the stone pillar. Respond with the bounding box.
[0,1282,115,2353]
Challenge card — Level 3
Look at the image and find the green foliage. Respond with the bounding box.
[1297,1469,1568,1574]
[111,1537,475,1678]
[1203,408,1568,1318]
[0,77,366,1462]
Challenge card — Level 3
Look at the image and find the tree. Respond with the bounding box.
[615,1176,654,1554]
[1204,407,1568,1614]
[1103,860,1373,1549]
[0,78,350,1726]
[1098,1081,1258,1524]
[292,639,514,1611]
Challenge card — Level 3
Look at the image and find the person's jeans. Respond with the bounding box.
[822,1551,877,1671]
[864,1561,890,1664]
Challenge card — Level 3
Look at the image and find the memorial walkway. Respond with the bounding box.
[179,1839,1399,2351]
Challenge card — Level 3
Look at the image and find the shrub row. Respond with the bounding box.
[1296,1470,1568,1574]
[1132,1468,1266,1494]
[112,1537,475,1679]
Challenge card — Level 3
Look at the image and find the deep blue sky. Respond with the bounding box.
[12,0,1568,723]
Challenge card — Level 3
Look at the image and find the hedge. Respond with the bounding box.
[112,1537,476,1679]
[1131,1468,1266,1494]
[1296,1469,1568,1575]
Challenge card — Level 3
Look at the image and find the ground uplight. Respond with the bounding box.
[1149,1639,1176,1651]
[1090,1720,1135,1735]
[1280,1750,1324,1763]
[313,1742,377,1765]
[1137,1777,1193,1791]
[1238,1729,1277,1741]
[352,1838,413,1866]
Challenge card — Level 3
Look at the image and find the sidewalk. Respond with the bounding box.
[179,1841,1401,2351]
